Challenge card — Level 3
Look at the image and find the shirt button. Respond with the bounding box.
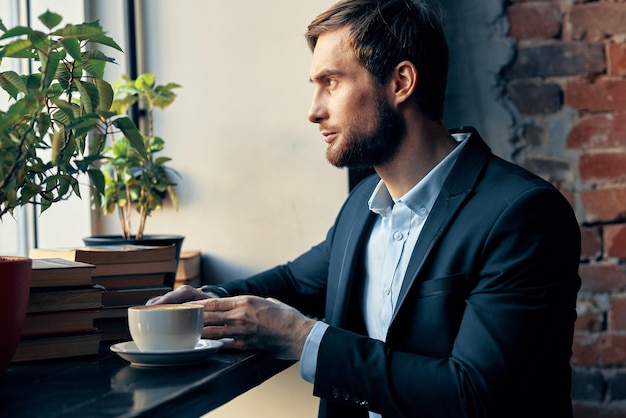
[393,231,403,241]
[384,287,390,295]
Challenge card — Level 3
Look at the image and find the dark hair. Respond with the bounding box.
[305,0,449,121]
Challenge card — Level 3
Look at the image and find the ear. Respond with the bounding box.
[389,60,418,106]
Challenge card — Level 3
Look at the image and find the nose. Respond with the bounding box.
[307,91,326,124]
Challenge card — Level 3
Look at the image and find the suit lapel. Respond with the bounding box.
[392,130,492,320]
[330,211,376,327]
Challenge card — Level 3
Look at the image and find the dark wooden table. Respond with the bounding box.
[0,345,293,418]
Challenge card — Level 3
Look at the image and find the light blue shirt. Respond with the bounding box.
[300,133,469,416]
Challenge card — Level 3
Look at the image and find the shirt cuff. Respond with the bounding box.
[299,321,329,384]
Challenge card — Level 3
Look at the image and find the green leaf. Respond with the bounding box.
[55,62,71,90]
[89,132,107,156]
[24,73,42,91]
[50,98,78,125]
[0,26,33,40]
[19,181,41,204]
[50,130,63,163]
[151,83,180,109]
[154,156,172,166]
[81,56,106,79]
[110,95,137,115]
[52,22,104,39]
[0,70,27,99]
[136,73,155,89]
[0,18,7,33]
[75,79,97,113]
[28,30,50,52]
[60,38,82,63]
[39,11,63,30]
[167,185,179,209]
[42,50,63,89]
[88,33,124,52]
[94,78,114,111]
[113,117,147,159]
[148,136,165,152]
[82,50,116,79]
[67,115,99,139]
[88,168,105,195]
[82,49,116,64]
[36,113,52,139]
[4,39,33,57]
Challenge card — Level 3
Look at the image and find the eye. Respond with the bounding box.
[326,78,337,88]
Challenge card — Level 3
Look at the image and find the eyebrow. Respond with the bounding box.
[309,69,345,83]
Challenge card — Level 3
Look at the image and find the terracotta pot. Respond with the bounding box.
[0,256,32,377]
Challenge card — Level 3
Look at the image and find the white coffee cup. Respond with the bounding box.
[127,304,204,352]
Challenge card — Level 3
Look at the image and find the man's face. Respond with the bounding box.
[308,28,405,169]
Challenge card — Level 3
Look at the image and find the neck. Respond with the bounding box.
[374,118,457,199]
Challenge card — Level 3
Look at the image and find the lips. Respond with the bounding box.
[321,130,338,144]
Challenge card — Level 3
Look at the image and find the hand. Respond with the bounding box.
[195,295,317,360]
[146,284,213,305]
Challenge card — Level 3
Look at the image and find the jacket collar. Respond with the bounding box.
[392,127,492,320]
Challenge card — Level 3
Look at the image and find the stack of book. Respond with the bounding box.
[175,250,202,289]
[30,245,177,343]
[13,258,102,362]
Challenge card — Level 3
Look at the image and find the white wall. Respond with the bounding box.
[113,0,346,279]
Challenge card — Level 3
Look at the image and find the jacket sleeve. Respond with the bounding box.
[312,185,581,418]
[218,231,332,318]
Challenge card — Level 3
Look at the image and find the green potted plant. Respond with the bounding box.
[0,11,140,375]
[84,73,184,267]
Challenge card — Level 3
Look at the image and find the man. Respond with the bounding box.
[150,1,581,416]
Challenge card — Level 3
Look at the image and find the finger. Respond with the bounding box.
[202,325,239,341]
[145,285,208,305]
[145,296,162,305]
[201,295,249,312]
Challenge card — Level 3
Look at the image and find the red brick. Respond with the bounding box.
[567,113,626,150]
[507,42,605,79]
[605,224,626,259]
[609,294,626,331]
[579,264,626,293]
[573,333,626,367]
[570,3,626,41]
[601,334,626,366]
[565,79,626,112]
[576,297,606,332]
[580,152,626,183]
[506,81,562,115]
[525,156,570,185]
[572,333,602,366]
[581,227,602,260]
[608,43,626,76]
[508,3,561,40]
[523,124,543,146]
[581,188,626,223]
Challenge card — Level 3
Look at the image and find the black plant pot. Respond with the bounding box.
[82,234,185,288]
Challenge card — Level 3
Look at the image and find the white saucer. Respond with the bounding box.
[110,339,224,367]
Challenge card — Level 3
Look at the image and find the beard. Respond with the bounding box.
[326,95,406,169]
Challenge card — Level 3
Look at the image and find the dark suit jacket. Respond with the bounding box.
[221,128,581,418]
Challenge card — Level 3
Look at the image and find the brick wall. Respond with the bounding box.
[505,0,626,416]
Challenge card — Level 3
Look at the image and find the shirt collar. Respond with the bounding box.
[368,132,469,218]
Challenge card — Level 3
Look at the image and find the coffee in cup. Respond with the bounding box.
[127,304,204,352]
